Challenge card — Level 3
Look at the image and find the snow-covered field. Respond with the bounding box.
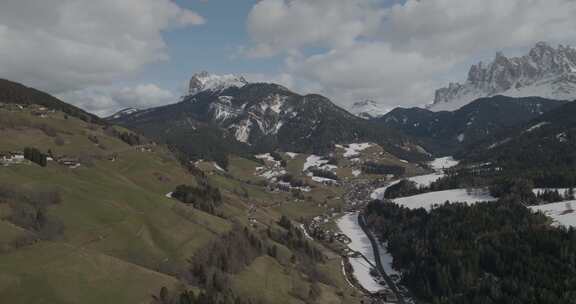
[530,201,576,228]
[337,213,388,292]
[371,180,401,200]
[256,167,287,180]
[408,172,445,187]
[302,155,339,184]
[371,156,460,200]
[532,188,571,195]
[303,155,336,172]
[429,156,459,170]
[336,143,373,158]
[393,189,496,211]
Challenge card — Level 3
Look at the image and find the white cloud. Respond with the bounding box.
[291,43,453,108]
[246,0,576,110]
[246,0,384,57]
[381,0,576,57]
[58,84,176,117]
[0,0,204,95]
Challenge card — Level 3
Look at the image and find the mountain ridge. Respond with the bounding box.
[0,78,105,124]
[377,95,568,155]
[110,79,429,163]
[431,42,576,111]
[348,100,389,119]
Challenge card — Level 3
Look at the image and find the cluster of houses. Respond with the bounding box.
[136,145,154,153]
[0,103,54,118]
[0,150,82,168]
[30,105,54,118]
[0,151,25,166]
[0,102,24,111]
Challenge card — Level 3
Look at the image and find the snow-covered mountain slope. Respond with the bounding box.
[188,71,248,95]
[110,80,429,161]
[106,107,139,120]
[348,100,389,119]
[430,42,576,111]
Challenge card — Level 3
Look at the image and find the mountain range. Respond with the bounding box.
[430,42,576,111]
[109,72,429,164]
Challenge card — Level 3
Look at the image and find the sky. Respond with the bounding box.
[1,0,576,116]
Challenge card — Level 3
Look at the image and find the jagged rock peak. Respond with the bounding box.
[431,42,576,111]
[188,71,249,95]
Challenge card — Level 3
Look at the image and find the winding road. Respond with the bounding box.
[358,213,406,304]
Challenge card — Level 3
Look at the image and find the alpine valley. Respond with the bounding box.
[2,42,576,304]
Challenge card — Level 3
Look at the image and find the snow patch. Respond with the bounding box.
[371,180,402,200]
[311,176,338,184]
[392,189,496,211]
[530,201,576,228]
[189,71,248,95]
[232,119,252,143]
[256,153,276,163]
[457,133,465,142]
[428,157,459,170]
[408,173,445,188]
[285,152,298,159]
[526,121,550,132]
[533,188,572,196]
[557,132,568,143]
[213,163,225,172]
[303,155,332,171]
[298,224,313,240]
[488,138,512,149]
[338,143,373,158]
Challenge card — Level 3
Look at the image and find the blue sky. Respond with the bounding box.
[139,0,281,92]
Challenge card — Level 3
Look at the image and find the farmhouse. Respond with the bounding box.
[57,156,81,168]
[0,151,25,166]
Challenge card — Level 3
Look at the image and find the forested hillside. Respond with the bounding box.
[364,200,576,304]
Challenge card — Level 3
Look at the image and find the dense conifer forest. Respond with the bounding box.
[364,200,576,304]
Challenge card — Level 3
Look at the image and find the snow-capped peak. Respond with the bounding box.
[189,71,248,95]
[430,42,576,112]
[348,100,389,119]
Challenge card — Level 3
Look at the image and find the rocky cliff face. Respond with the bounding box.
[188,71,248,96]
[431,42,576,111]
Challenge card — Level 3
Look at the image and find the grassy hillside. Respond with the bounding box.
[0,106,232,303]
[0,104,367,304]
